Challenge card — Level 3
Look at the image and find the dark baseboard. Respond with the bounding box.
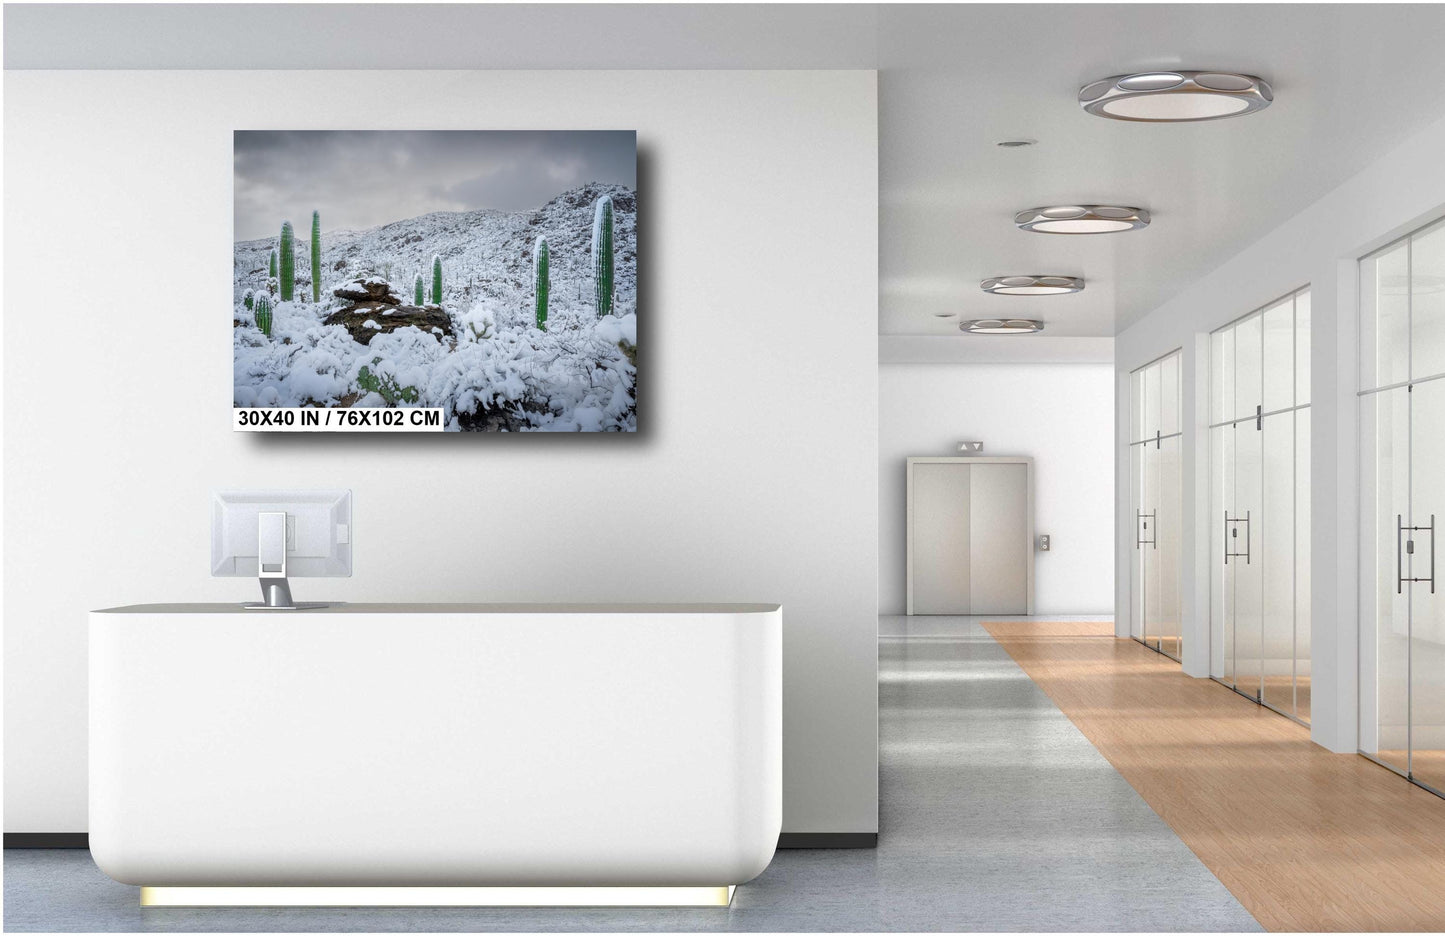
[776,832,877,848]
[5,833,89,849]
[6,831,877,850]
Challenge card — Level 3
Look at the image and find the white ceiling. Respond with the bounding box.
[10,3,1445,336]
[876,5,1445,336]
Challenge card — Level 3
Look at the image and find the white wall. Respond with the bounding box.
[879,361,1115,616]
[2,70,880,834]
[1114,109,1445,754]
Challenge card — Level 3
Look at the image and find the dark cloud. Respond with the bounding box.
[234,130,636,241]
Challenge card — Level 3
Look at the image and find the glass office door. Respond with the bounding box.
[1210,289,1312,723]
[1130,350,1183,661]
[1360,217,1445,791]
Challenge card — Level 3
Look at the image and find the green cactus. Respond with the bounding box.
[269,249,277,278]
[278,221,295,301]
[358,363,419,406]
[592,195,615,317]
[254,294,273,337]
[414,274,425,306]
[310,211,321,303]
[534,237,550,331]
[431,254,442,305]
[243,288,254,310]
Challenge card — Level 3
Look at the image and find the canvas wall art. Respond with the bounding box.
[233,130,637,432]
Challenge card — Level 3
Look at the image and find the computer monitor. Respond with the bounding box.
[210,490,352,609]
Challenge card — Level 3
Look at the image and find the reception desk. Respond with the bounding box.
[88,603,782,906]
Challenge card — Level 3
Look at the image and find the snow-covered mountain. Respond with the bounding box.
[234,182,636,318]
[232,182,638,432]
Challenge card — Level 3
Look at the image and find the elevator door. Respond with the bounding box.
[907,458,1033,615]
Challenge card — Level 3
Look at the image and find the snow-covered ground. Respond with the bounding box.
[233,182,637,432]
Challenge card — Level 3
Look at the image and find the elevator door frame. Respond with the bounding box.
[905,456,1035,616]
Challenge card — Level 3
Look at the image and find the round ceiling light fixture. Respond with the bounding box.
[1079,71,1272,122]
[981,275,1084,296]
[959,319,1045,335]
[1015,205,1150,234]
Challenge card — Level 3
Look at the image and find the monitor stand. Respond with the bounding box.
[243,511,331,610]
[244,576,330,611]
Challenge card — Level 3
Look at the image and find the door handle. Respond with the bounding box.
[1136,509,1157,550]
[1225,510,1250,565]
[1399,514,1437,595]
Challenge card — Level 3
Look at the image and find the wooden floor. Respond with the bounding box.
[984,620,1445,933]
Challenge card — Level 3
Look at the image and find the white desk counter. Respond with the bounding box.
[89,603,781,892]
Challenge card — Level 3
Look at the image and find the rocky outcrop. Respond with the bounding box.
[325,275,451,344]
[323,305,453,346]
[332,276,404,305]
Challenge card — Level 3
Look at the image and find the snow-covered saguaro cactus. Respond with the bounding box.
[243,288,255,310]
[591,195,615,317]
[254,294,273,337]
[269,249,277,278]
[431,254,442,305]
[310,211,322,303]
[278,221,296,301]
[533,236,550,331]
[414,274,425,306]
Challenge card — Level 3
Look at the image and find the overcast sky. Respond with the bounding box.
[234,130,636,241]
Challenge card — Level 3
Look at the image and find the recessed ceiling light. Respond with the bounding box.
[981,275,1084,296]
[1015,205,1150,234]
[960,319,1044,335]
[1079,71,1272,122]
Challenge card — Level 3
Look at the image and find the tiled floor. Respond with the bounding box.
[3,615,1258,932]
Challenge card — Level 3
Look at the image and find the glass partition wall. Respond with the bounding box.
[1130,351,1183,661]
[1209,289,1312,723]
[1360,217,1445,795]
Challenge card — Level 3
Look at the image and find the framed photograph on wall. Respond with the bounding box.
[232,130,637,432]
